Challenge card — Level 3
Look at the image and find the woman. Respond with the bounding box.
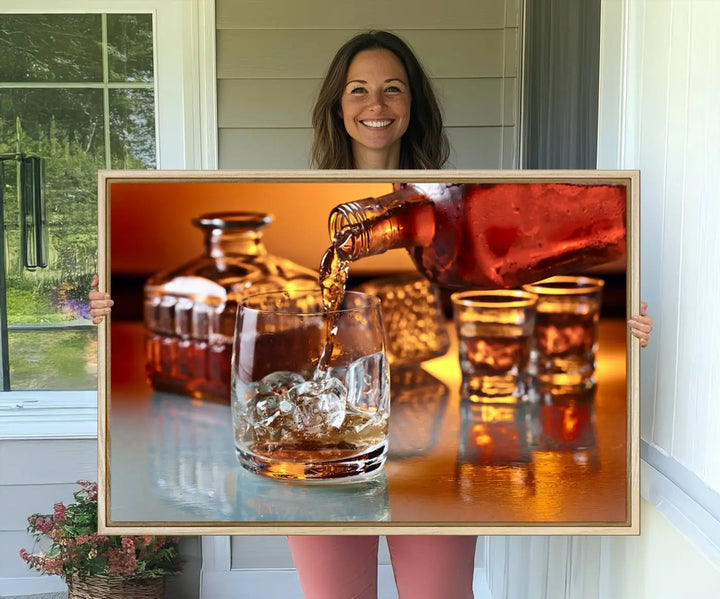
[91,31,653,599]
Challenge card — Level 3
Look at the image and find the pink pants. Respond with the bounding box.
[288,535,477,599]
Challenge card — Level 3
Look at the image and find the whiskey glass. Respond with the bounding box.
[522,276,604,390]
[451,289,537,403]
[231,289,390,481]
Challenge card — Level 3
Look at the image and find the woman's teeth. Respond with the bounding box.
[362,120,392,128]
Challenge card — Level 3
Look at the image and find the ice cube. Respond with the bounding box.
[259,371,305,394]
[289,377,347,434]
[279,399,295,414]
[344,403,377,433]
[345,351,388,410]
[254,392,279,419]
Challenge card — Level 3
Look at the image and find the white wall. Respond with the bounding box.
[0,439,96,597]
[599,500,720,599]
[486,0,720,596]
[600,0,720,492]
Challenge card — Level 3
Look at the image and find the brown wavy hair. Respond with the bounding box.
[311,31,449,170]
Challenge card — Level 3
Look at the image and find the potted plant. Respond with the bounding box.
[20,480,182,599]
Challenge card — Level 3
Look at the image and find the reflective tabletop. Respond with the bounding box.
[108,320,628,530]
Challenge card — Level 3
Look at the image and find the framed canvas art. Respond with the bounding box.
[96,169,640,536]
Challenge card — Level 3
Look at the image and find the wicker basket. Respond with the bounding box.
[67,575,165,599]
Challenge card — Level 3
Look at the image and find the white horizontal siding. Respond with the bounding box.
[217,29,514,80]
[0,440,96,485]
[218,128,313,168]
[0,484,84,531]
[216,0,516,30]
[0,439,95,582]
[218,78,518,128]
[218,125,516,170]
[216,0,522,170]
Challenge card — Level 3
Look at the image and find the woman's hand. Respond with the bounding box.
[628,301,652,347]
[89,275,113,324]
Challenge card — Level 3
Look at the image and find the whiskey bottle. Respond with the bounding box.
[328,182,627,290]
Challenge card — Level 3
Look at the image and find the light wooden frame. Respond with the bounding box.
[97,169,640,536]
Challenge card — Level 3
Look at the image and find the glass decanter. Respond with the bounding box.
[143,212,317,402]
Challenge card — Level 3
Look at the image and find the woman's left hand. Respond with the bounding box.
[628,301,652,347]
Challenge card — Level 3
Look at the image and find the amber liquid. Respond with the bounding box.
[146,334,232,400]
[403,183,627,289]
[534,309,598,385]
[456,321,533,401]
[144,290,235,402]
[458,327,532,377]
[316,236,352,373]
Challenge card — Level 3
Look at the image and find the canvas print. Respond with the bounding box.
[97,170,639,535]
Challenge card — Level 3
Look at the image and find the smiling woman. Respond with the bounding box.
[310,30,449,170]
[340,48,412,169]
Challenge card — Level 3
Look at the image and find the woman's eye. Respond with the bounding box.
[385,86,402,93]
[349,87,366,95]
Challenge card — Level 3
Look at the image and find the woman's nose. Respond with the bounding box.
[366,89,385,110]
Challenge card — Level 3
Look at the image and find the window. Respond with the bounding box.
[1,12,156,391]
[0,0,215,435]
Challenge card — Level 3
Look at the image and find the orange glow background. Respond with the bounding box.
[109,180,627,277]
[109,181,414,275]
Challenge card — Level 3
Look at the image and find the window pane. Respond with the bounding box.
[107,14,154,83]
[8,329,97,390]
[110,89,156,168]
[0,14,102,82]
[1,88,104,313]
[1,88,104,389]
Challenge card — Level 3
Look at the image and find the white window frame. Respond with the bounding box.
[0,0,217,440]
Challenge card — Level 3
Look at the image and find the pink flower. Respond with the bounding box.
[121,537,135,550]
[107,548,137,576]
[53,502,66,521]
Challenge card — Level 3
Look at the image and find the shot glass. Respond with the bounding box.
[356,274,449,366]
[451,290,538,403]
[231,289,390,481]
[522,276,604,390]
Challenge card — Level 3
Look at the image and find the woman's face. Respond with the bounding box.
[340,49,411,164]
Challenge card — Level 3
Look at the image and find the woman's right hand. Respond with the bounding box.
[89,274,114,324]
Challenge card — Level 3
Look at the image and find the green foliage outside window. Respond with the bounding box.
[0,13,155,389]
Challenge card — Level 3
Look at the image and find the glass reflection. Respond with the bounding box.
[387,366,449,459]
[534,383,598,471]
[232,468,390,522]
[0,15,102,82]
[148,392,236,519]
[456,400,535,501]
[107,14,154,82]
[109,88,156,168]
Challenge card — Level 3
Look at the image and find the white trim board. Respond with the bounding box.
[641,451,720,568]
[0,392,97,440]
